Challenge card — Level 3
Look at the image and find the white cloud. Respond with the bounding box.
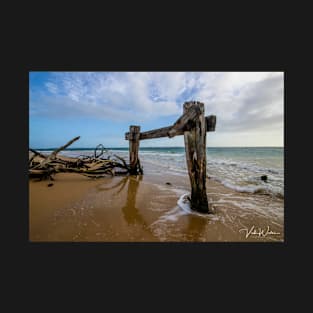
[30,72,284,139]
[192,72,284,134]
[45,82,58,94]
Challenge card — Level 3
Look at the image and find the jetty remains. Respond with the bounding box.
[125,101,216,213]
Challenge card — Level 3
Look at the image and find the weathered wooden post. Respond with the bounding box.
[183,101,213,213]
[125,101,216,212]
[128,125,142,175]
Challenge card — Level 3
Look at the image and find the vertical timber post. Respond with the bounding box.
[129,125,141,175]
[183,101,212,213]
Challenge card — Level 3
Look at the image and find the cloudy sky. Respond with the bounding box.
[29,72,284,148]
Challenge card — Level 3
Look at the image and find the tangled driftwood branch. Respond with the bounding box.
[29,136,132,181]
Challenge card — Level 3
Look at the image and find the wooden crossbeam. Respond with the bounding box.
[126,125,172,141]
[125,115,216,141]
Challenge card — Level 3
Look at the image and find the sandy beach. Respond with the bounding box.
[29,72,284,243]
[29,157,284,242]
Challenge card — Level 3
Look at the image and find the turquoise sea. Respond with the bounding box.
[38,147,284,199]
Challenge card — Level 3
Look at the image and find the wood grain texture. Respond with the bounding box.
[129,125,142,175]
[183,102,212,213]
[124,101,216,212]
[126,126,173,141]
[125,114,215,140]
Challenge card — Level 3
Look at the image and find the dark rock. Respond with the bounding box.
[261,175,268,182]
[165,182,172,185]
[47,183,54,187]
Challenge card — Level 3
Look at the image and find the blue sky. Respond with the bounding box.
[29,72,284,148]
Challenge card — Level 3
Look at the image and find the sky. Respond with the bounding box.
[29,72,284,148]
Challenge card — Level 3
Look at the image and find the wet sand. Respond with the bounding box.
[29,161,284,242]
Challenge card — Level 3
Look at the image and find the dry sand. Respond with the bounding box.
[29,161,284,242]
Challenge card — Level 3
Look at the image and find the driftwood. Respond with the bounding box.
[29,148,47,159]
[29,136,133,181]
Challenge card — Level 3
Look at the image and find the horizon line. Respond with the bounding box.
[33,145,284,150]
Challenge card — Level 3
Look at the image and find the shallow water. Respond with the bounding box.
[30,147,284,242]
[49,146,284,199]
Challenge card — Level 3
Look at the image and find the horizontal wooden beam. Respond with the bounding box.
[125,114,216,141]
[125,126,173,140]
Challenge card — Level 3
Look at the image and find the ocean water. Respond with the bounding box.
[38,146,284,199]
[33,146,284,241]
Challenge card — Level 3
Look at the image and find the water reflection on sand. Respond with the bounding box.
[29,167,284,242]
